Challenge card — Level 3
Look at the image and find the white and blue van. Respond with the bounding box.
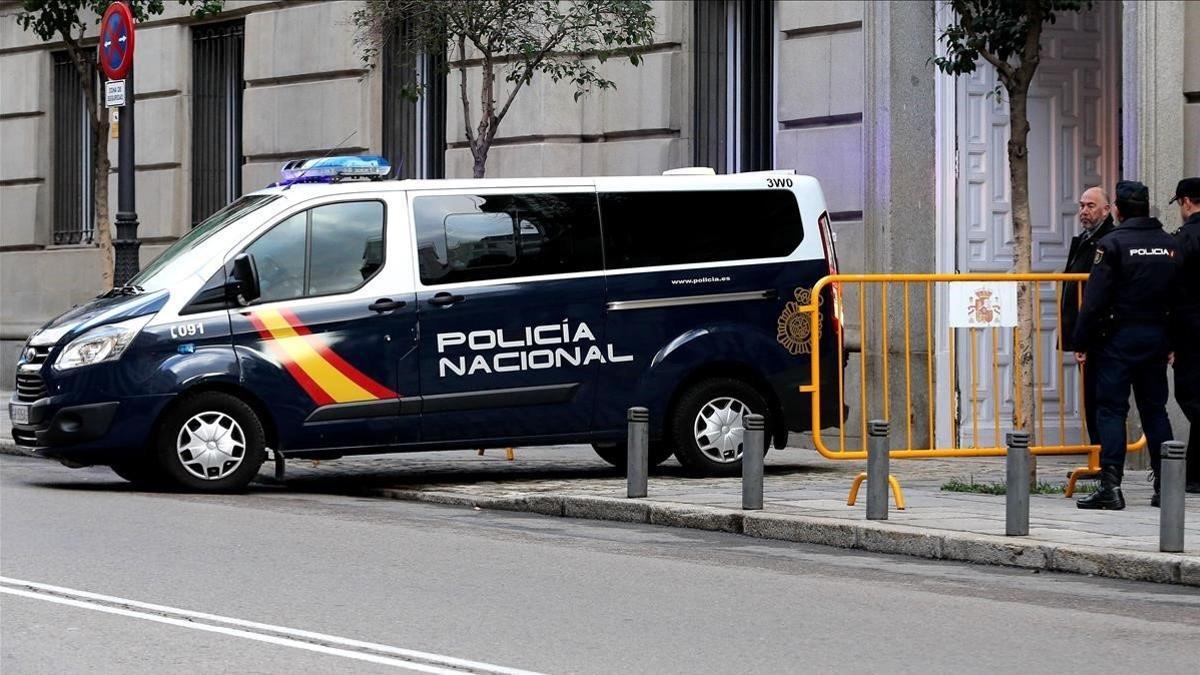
[10,157,844,491]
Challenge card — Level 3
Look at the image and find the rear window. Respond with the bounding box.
[598,190,803,269]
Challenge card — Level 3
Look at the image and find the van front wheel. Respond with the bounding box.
[153,391,266,492]
[671,378,770,477]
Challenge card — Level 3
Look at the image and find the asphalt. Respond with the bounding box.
[3,389,1197,586]
[3,455,1200,673]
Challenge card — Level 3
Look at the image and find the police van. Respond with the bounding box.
[10,157,844,491]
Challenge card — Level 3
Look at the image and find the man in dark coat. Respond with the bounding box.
[1169,177,1200,494]
[1073,181,1178,510]
[1060,186,1114,444]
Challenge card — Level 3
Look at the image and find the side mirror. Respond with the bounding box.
[230,253,261,306]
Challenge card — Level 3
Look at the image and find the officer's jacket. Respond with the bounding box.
[1060,215,1114,351]
[1072,216,1180,351]
[1175,210,1200,335]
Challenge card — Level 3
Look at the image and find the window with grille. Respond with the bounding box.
[52,51,95,245]
[192,20,245,227]
[693,0,774,172]
[382,21,447,179]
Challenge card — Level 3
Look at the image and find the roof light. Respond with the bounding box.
[273,155,391,186]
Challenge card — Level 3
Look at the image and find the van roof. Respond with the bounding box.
[248,171,819,199]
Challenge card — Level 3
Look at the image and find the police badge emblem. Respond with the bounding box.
[1094,248,1104,265]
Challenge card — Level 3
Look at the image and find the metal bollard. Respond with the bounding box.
[742,414,765,510]
[867,420,890,520]
[1160,441,1186,553]
[1006,431,1031,536]
[626,407,649,499]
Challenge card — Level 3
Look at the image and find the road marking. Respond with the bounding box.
[0,576,542,675]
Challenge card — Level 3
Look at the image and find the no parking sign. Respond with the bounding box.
[98,1,135,81]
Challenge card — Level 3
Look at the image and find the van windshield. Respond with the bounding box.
[130,195,280,292]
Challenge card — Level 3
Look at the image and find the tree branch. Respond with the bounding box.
[457,35,475,147]
[494,21,573,126]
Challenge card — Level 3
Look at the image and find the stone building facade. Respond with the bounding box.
[1,0,1197,443]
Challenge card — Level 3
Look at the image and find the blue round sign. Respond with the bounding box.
[98,2,135,81]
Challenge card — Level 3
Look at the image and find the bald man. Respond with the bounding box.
[1061,186,1114,444]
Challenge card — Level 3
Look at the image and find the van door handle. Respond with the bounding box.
[428,292,465,307]
[368,298,406,313]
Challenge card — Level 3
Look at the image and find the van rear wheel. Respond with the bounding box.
[153,391,266,492]
[591,441,674,469]
[670,378,770,477]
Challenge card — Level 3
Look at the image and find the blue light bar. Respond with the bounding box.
[274,155,391,186]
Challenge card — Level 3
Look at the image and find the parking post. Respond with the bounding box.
[867,420,889,520]
[1160,441,1186,553]
[742,414,765,510]
[1006,431,1031,536]
[627,407,649,499]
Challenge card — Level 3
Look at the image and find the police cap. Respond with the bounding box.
[1115,180,1150,205]
[1168,177,1200,204]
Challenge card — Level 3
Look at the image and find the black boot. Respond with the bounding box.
[1077,467,1125,510]
[1151,473,1161,508]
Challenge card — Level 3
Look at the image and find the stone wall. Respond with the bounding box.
[1186,1,1200,176]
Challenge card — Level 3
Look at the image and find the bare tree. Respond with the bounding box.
[354,0,656,178]
[934,0,1092,468]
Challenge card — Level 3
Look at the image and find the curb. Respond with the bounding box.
[366,487,1199,588]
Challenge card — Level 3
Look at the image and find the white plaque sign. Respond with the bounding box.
[105,79,126,108]
[948,281,1018,328]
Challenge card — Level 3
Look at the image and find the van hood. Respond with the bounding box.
[29,290,170,348]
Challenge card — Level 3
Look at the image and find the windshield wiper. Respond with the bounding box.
[102,283,144,298]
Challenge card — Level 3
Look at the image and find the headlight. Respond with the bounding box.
[53,315,153,371]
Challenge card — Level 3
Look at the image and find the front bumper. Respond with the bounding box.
[9,390,171,463]
[10,398,119,447]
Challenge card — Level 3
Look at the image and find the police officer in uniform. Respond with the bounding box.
[1170,177,1200,494]
[1061,187,1115,444]
[1074,181,1178,510]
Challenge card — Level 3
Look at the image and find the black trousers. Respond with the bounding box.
[1080,359,1099,445]
[1174,348,1200,483]
[1092,325,1173,481]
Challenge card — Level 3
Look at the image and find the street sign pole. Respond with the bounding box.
[113,57,139,285]
[100,0,139,286]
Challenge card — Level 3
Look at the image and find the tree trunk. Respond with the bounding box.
[471,143,488,178]
[92,111,114,290]
[1006,88,1037,482]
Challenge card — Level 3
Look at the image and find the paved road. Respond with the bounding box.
[2,455,1198,674]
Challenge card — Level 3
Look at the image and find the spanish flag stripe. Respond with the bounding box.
[251,308,394,404]
[245,312,335,406]
[270,334,377,403]
[276,308,399,400]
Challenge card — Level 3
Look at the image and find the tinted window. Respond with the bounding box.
[598,190,803,269]
[246,212,306,303]
[414,193,602,285]
[244,200,385,303]
[309,201,386,295]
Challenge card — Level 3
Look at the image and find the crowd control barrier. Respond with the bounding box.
[795,273,1146,495]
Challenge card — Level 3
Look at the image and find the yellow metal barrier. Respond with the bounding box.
[797,273,1146,493]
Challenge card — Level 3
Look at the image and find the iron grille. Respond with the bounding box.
[192,20,245,226]
[52,51,95,245]
[382,21,446,179]
[692,0,773,172]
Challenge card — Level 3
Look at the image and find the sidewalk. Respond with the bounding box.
[282,447,1200,587]
[3,394,1196,586]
